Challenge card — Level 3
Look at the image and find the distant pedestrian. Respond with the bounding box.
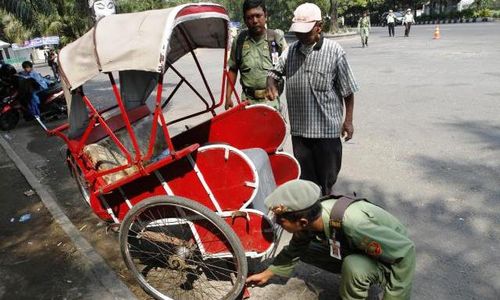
[403,8,415,37]
[386,9,396,37]
[357,11,371,47]
[47,49,59,81]
[338,16,345,28]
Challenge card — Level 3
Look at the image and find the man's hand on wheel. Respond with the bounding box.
[246,269,274,286]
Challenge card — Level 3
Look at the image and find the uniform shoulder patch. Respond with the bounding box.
[366,241,383,257]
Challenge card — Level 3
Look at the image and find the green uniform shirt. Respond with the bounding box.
[268,199,415,299]
[228,29,287,103]
[358,16,371,29]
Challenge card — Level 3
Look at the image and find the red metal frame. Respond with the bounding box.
[47,4,300,259]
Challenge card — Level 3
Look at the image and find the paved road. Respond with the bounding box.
[1,22,499,299]
[338,22,500,300]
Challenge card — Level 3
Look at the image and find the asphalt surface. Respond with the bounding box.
[1,22,499,299]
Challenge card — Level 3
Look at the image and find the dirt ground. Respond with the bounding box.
[0,145,123,299]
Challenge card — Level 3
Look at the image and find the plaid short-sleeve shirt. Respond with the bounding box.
[269,35,359,138]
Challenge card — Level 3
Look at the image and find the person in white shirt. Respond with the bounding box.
[386,9,396,37]
[403,8,415,37]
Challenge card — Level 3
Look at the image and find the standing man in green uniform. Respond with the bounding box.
[247,180,416,300]
[225,0,287,110]
[358,11,371,48]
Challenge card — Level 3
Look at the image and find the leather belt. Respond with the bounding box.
[242,86,266,99]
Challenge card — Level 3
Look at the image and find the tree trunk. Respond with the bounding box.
[329,0,339,33]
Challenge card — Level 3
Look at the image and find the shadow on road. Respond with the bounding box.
[249,119,500,299]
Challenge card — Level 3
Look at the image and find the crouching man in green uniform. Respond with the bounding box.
[247,180,416,300]
[225,0,287,111]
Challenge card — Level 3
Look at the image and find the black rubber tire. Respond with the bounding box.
[67,154,91,206]
[119,195,248,300]
[0,110,19,131]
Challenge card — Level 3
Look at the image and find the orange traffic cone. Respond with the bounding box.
[433,26,441,39]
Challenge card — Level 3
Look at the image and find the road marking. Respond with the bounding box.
[0,135,137,300]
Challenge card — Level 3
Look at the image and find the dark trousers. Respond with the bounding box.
[49,63,59,81]
[291,136,342,195]
[388,23,395,36]
[301,240,342,273]
[300,241,389,299]
[404,23,412,37]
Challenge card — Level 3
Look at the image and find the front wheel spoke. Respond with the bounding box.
[127,244,170,267]
[184,257,237,274]
[121,199,246,300]
[129,243,234,283]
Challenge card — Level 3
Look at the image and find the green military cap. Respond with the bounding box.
[265,179,321,215]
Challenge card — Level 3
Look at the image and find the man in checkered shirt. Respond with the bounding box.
[267,3,359,195]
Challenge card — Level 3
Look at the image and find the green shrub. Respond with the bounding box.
[449,11,459,19]
[476,8,492,17]
[462,8,475,19]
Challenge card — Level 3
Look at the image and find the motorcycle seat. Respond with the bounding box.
[43,83,62,97]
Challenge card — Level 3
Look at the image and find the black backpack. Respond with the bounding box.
[234,29,284,95]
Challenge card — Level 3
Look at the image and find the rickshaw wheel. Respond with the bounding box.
[119,196,248,300]
[67,155,91,205]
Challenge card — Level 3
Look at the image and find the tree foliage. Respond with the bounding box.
[2,0,491,46]
[1,12,32,44]
[0,0,53,25]
[116,0,173,13]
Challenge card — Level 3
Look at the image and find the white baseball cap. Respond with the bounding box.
[289,3,322,33]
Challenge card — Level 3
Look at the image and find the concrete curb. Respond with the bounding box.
[411,18,497,25]
[0,135,137,300]
[375,18,498,27]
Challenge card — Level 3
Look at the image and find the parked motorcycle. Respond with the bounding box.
[0,64,66,131]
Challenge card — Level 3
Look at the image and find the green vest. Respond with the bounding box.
[228,30,287,102]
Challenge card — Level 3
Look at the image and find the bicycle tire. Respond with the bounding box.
[119,195,248,300]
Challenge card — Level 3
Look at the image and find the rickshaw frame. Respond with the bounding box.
[41,3,300,299]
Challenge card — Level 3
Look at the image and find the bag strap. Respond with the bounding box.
[329,195,363,230]
[235,29,248,69]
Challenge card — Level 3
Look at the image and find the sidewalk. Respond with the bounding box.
[0,140,133,300]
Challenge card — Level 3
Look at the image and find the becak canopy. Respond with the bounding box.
[58,3,229,138]
[59,3,229,91]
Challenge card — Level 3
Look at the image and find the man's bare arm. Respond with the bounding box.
[225,69,238,110]
[342,93,354,141]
